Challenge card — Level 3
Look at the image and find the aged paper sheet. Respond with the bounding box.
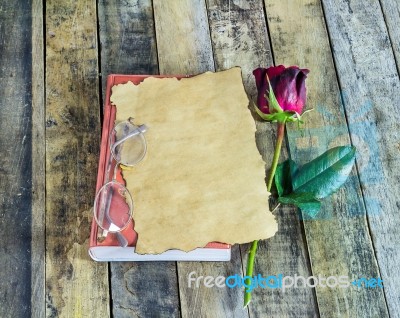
[111,68,277,254]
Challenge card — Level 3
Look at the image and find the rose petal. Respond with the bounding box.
[253,68,270,113]
[266,65,287,80]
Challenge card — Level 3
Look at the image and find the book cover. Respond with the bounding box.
[89,74,231,261]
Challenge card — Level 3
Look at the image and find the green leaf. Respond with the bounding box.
[297,201,321,218]
[275,146,356,218]
[278,192,321,218]
[292,146,356,199]
[278,191,317,204]
[271,112,292,123]
[275,159,298,197]
[266,77,283,113]
[254,106,274,121]
[254,107,301,123]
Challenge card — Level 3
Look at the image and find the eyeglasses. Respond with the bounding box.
[93,118,148,247]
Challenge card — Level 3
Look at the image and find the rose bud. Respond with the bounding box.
[253,65,309,120]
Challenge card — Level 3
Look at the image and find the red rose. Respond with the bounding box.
[253,65,309,115]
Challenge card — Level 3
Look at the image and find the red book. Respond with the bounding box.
[89,74,231,261]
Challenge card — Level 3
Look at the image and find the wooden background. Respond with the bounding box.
[0,0,399,317]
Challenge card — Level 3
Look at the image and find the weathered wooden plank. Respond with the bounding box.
[265,0,389,317]
[206,0,318,316]
[153,0,214,75]
[207,0,271,95]
[322,0,400,316]
[98,1,181,316]
[45,1,109,317]
[0,1,32,317]
[98,0,158,97]
[178,246,247,318]
[380,0,400,69]
[31,0,45,317]
[152,1,248,317]
[110,262,180,317]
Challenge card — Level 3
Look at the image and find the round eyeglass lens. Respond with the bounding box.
[93,180,133,233]
[110,120,147,167]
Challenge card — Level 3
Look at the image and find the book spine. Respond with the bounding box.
[90,75,116,248]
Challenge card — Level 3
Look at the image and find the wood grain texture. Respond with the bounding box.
[45,1,109,317]
[98,0,158,94]
[31,0,45,317]
[178,246,247,318]
[380,0,400,70]
[153,0,214,74]
[265,0,389,317]
[1,0,398,316]
[153,1,248,317]
[0,1,32,317]
[110,262,180,317]
[322,0,400,316]
[207,0,271,96]
[98,1,181,317]
[206,0,318,316]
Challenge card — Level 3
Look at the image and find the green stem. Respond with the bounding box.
[243,122,285,308]
[266,123,285,192]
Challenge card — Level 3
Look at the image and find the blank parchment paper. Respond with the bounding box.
[110,68,277,254]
